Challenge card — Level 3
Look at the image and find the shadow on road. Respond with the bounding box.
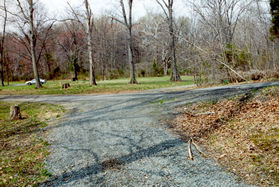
[41,139,184,186]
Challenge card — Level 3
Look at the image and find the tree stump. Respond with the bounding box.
[10,105,22,121]
[62,83,70,89]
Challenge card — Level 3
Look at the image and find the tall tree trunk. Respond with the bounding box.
[100,36,105,81]
[87,27,97,85]
[128,0,137,84]
[111,28,116,70]
[119,0,137,84]
[102,63,105,81]
[0,0,7,86]
[128,34,137,84]
[28,0,41,88]
[0,53,4,87]
[85,0,97,86]
[46,60,52,79]
[73,58,78,81]
[101,54,106,81]
[168,2,181,81]
[164,60,168,76]
[162,50,168,76]
[0,46,4,86]
[5,54,9,85]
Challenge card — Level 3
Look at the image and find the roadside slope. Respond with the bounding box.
[172,86,279,186]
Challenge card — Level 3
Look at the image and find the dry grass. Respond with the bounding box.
[172,87,279,186]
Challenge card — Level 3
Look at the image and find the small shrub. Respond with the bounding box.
[223,79,229,84]
[194,72,208,86]
[140,70,146,77]
[152,60,164,77]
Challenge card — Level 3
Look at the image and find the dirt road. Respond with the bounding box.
[1,81,278,186]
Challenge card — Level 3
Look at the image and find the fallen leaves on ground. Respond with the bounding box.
[172,87,279,186]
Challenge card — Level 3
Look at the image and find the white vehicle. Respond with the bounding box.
[25,79,46,85]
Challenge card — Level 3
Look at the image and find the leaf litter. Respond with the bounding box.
[172,86,279,186]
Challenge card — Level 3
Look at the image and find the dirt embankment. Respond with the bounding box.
[172,87,279,186]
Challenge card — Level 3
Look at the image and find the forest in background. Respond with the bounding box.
[0,0,278,87]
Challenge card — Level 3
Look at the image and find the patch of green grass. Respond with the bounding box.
[0,102,64,186]
[0,76,194,95]
[250,128,279,152]
[249,127,279,184]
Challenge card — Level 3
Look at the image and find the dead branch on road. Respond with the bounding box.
[187,138,207,160]
[187,138,193,160]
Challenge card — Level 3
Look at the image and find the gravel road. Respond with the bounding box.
[1,81,279,186]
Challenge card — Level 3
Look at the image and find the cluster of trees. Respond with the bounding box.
[0,0,278,88]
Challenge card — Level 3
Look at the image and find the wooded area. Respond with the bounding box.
[0,0,278,86]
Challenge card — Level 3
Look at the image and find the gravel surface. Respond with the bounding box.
[1,81,279,186]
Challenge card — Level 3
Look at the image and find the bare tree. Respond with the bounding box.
[15,0,42,88]
[28,0,41,88]
[192,0,252,46]
[0,0,8,86]
[139,13,170,76]
[188,0,253,82]
[114,0,137,84]
[156,0,181,81]
[85,0,97,85]
[13,0,56,88]
[67,0,97,85]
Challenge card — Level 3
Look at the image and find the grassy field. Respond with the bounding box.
[0,76,194,95]
[0,102,65,186]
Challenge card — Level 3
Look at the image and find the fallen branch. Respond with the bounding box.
[192,140,207,158]
[184,111,215,117]
[187,138,207,160]
[187,138,194,160]
[196,112,215,116]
